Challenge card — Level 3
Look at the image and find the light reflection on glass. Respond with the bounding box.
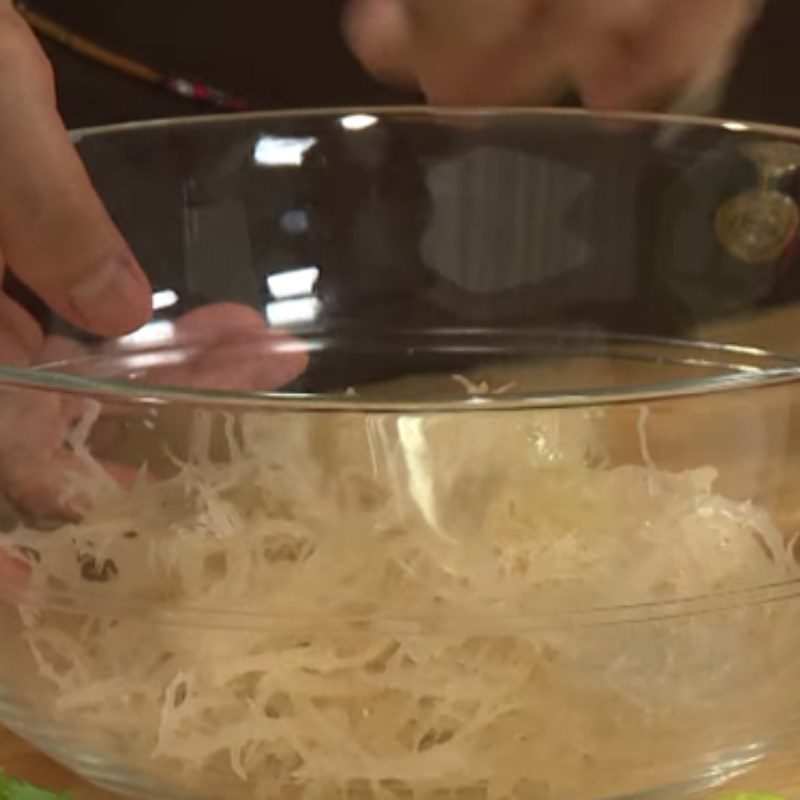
[151,289,179,311]
[118,320,176,349]
[267,266,320,300]
[266,297,320,326]
[254,135,317,166]
[280,209,310,234]
[722,121,750,132]
[340,113,379,132]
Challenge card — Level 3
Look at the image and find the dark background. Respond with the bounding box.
[10,0,800,356]
[32,0,414,128]
[25,0,800,130]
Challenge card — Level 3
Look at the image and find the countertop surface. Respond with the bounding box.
[0,726,107,799]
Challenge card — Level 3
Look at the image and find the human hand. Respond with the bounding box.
[0,302,308,516]
[344,0,763,112]
[0,1,153,340]
[0,5,309,583]
[0,301,308,590]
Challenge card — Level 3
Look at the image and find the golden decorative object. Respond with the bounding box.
[743,141,800,182]
[716,140,800,263]
[716,189,800,265]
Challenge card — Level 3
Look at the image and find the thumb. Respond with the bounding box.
[0,5,152,336]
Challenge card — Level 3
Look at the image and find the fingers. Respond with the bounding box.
[342,0,417,87]
[574,0,761,111]
[0,292,45,366]
[142,303,309,392]
[404,0,573,105]
[0,388,81,518]
[0,372,141,519]
[0,4,152,336]
[0,302,309,522]
[346,0,573,105]
[37,333,89,364]
[344,0,762,110]
[0,544,29,597]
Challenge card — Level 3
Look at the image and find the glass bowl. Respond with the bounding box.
[3,109,800,800]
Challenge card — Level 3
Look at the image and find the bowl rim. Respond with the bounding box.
[4,332,800,411]
[2,105,797,411]
[68,103,800,143]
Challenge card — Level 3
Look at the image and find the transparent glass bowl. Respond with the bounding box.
[3,109,800,800]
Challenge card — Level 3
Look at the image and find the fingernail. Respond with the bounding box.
[69,256,151,336]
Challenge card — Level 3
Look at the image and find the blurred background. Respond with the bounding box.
[5,0,800,360]
[22,0,800,130]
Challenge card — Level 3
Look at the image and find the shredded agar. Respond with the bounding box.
[2,380,800,800]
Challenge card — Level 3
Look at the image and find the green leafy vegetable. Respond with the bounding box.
[0,770,68,800]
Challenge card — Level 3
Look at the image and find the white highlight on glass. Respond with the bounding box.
[267,266,320,299]
[266,297,320,326]
[151,289,179,311]
[254,135,318,166]
[340,113,379,131]
[722,121,750,132]
[118,320,176,349]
